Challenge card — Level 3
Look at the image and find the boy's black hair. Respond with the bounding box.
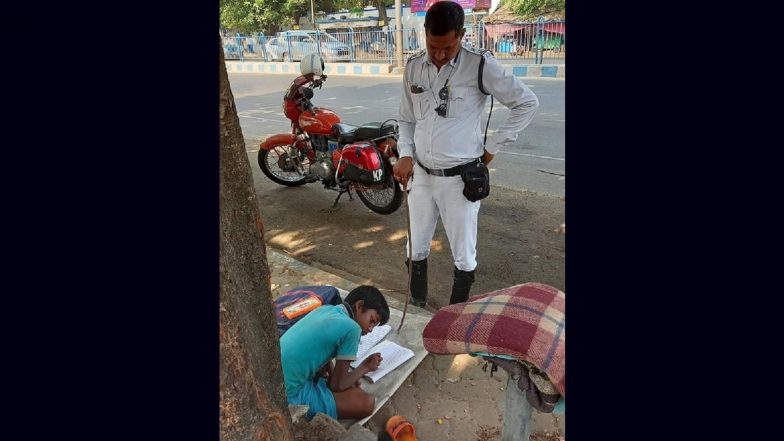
[345,285,390,325]
[424,1,464,37]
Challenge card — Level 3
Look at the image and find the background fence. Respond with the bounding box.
[221,20,565,65]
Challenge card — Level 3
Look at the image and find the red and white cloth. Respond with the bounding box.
[422,282,565,397]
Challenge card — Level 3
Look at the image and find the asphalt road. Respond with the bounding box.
[228,73,564,196]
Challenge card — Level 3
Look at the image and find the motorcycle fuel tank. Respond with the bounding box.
[299,108,341,135]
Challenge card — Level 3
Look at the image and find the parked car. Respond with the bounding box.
[222,36,243,60]
[265,30,351,62]
[223,45,242,60]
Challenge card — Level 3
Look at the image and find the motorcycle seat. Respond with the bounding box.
[332,123,359,144]
[355,121,397,141]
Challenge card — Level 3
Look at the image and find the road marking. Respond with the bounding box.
[497,151,564,161]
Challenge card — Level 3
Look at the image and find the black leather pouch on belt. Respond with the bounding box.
[461,160,490,202]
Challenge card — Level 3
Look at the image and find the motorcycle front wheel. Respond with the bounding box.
[356,167,404,215]
[258,144,310,187]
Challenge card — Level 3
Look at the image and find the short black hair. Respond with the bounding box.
[345,285,390,325]
[424,1,464,37]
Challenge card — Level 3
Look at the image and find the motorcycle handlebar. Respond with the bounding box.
[312,76,326,89]
[297,75,327,112]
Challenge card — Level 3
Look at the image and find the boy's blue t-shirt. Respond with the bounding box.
[280,304,361,399]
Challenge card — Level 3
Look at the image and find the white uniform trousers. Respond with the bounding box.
[406,162,480,272]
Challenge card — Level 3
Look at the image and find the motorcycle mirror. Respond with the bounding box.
[302,87,314,99]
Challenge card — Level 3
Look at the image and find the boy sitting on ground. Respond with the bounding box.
[280,285,390,420]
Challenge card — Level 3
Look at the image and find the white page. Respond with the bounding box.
[355,324,391,362]
[350,340,415,384]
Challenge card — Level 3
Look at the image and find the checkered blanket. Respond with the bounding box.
[422,282,565,397]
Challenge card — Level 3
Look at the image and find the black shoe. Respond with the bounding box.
[449,266,475,305]
[405,258,428,306]
[408,297,426,308]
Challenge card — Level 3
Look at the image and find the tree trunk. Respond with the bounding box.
[376,0,388,25]
[219,36,294,441]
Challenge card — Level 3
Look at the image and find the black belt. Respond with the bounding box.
[417,159,480,177]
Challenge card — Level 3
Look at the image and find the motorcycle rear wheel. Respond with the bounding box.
[356,170,404,215]
[258,145,309,187]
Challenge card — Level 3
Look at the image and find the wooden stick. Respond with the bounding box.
[397,186,412,333]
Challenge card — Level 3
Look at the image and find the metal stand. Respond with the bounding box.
[331,186,353,207]
[502,374,533,441]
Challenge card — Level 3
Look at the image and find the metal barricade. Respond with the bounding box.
[221,19,565,66]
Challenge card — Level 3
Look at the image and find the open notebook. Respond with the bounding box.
[355,324,391,361]
[350,339,415,384]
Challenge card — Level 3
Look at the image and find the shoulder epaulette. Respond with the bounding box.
[407,50,426,62]
[461,44,487,58]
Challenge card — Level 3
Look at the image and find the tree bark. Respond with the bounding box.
[219,36,294,441]
[376,0,389,25]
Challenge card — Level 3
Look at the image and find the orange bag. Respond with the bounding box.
[282,295,322,320]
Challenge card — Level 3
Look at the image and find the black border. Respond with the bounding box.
[564,3,769,439]
[11,6,221,438]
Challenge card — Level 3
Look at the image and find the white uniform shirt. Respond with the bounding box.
[397,44,539,169]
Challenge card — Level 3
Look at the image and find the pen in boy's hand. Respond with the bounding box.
[362,352,383,371]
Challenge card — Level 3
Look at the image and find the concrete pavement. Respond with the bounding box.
[267,247,565,440]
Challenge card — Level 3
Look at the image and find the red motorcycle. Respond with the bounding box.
[258,73,403,215]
